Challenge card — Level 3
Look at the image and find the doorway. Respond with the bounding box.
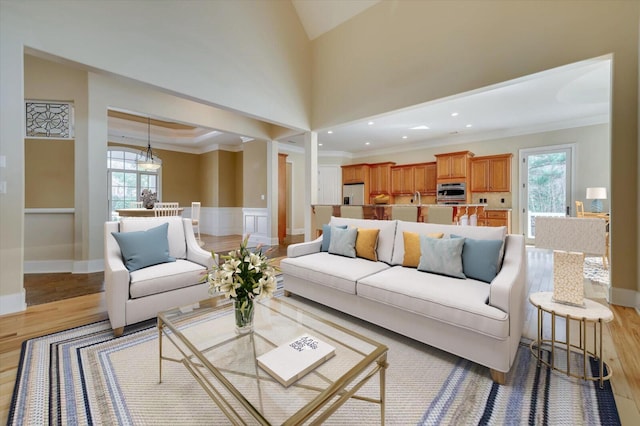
[519,144,574,244]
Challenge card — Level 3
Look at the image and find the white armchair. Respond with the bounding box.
[104,216,215,336]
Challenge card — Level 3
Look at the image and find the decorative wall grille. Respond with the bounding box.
[25,100,74,139]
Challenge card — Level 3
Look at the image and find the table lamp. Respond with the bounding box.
[586,187,606,213]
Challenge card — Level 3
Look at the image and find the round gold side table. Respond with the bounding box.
[529,291,614,388]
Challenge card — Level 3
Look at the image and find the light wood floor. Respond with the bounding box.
[1,242,638,424]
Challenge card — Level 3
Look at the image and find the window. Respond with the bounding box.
[107,148,161,219]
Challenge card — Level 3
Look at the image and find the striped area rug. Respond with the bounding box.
[9,294,620,425]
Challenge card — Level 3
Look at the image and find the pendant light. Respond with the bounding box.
[137,117,162,171]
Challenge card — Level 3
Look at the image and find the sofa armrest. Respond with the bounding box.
[489,234,526,315]
[182,218,216,268]
[104,221,131,331]
[287,237,323,258]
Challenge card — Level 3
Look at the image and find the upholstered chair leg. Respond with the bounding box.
[489,368,506,385]
[113,327,124,337]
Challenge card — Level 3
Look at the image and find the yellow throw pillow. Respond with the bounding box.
[403,231,444,267]
[355,228,380,261]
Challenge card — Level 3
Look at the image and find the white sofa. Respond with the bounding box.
[104,216,215,336]
[280,217,526,383]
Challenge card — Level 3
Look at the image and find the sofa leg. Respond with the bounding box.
[284,290,291,297]
[113,327,124,337]
[490,368,506,385]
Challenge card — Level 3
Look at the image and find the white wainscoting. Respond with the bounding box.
[243,208,278,247]
[193,207,244,236]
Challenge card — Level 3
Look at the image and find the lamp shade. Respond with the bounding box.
[585,187,607,200]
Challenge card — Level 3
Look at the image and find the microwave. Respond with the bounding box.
[436,182,467,204]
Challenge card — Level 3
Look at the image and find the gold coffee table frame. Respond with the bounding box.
[529,292,613,388]
[158,296,388,425]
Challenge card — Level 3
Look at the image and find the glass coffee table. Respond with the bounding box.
[158,296,389,425]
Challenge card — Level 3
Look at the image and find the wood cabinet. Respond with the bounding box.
[478,209,512,233]
[470,154,512,192]
[435,151,473,180]
[341,163,369,184]
[391,166,415,195]
[390,162,436,195]
[369,162,395,195]
[413,162,437,194]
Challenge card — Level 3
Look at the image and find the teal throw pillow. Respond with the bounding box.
[328,226,358,258]
[321,224,348,252]
[111,223,175,272]
[417,235,465,279]
[451,234,503,283]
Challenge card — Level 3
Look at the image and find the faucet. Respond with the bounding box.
[413,191,422,205]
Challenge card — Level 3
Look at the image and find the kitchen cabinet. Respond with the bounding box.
[470,154,512,192]
[342,164,369,185]
[391,166,415,195]
[413,162,437,194]
[435,151,473,180]
[369,162,395,195]
[478,209,512,233]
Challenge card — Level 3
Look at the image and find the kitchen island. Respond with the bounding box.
[312,204,511,232]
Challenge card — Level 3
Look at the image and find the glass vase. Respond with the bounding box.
[233,299,254,334]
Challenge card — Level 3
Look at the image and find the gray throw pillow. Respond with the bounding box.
[417,235,465,279]
[328,226,357,258]
[321,224,348,252]
[111,223,175,271]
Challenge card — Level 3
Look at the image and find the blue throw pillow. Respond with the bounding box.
[451,234,503,283]
[328,226,358,258]
[321,224,347,252]
[417,235,465,279]
[111,223,175,272]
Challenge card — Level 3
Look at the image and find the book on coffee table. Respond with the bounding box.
[257,334,336,387]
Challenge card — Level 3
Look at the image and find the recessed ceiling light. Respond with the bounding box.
[318,143,323,146]
[402,136,408,139]
[451,112,459,117]
[465,124,473,128]
[368,121,374,125]
[410,125,430,130]
[365,141,371,145]
[327,130,333,134]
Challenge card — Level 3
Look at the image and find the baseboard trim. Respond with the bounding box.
[609,286,640,309]
[0,290,26,315]
[24,259,104,274]
[24,260,74,274]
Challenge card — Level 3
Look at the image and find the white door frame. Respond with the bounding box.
[519,143,576,243]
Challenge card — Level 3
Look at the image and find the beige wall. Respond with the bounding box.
[243,141,268,208]
[312,0,638,297]
[218,150,243,207]
[285,150,307,233]
[25,139,74,208]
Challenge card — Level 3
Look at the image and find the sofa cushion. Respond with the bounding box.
[329,216,397,264]
[417,235,465,279]
[403,231,444,267]
[356,266,509,339]
[328,226,358,258]
[111,223,175,272]
[280,252,390,294]
[129,259,207,299]
[391,221,507,266]
[321,224,347,252]
[452,235,504,283]
[120,216,187,259]
[355,228,380,261]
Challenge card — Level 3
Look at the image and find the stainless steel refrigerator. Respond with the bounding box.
[342,183,365,205]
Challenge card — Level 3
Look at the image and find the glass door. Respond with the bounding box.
[520,145,574,243]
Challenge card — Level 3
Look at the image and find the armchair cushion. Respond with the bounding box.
[111,223,175,272]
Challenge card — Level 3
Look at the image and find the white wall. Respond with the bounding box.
[0,0,311,313]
